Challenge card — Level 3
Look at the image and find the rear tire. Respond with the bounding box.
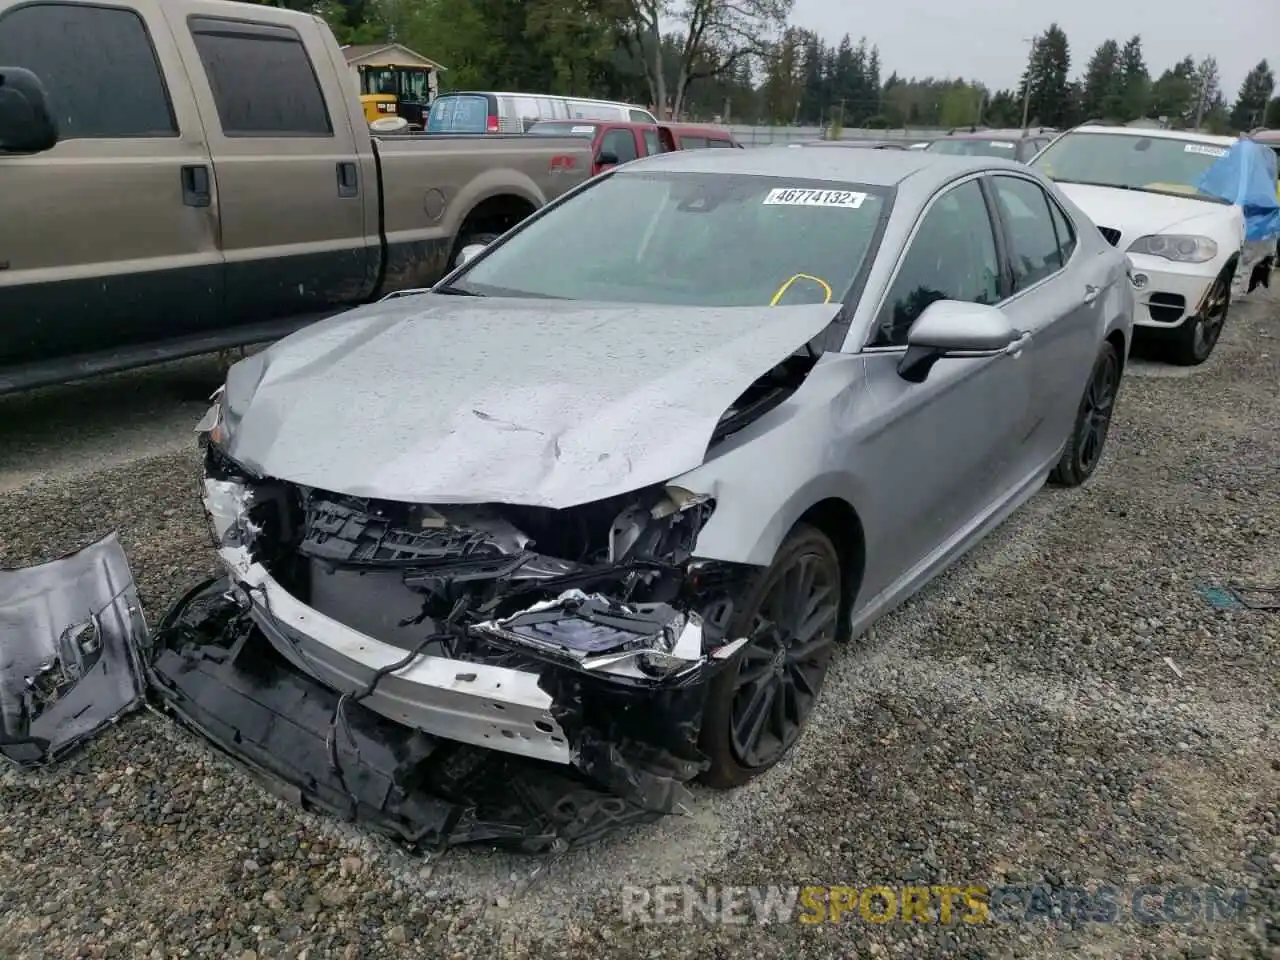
[1168,271,1230,366]
[1049,340,1121,488]
[698,524,843,789]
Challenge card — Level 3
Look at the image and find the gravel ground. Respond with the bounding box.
[1,290,1278,960]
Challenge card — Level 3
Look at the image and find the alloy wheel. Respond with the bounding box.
[728,550,841,769]
[1192,276,1230,360]
[1076,348,1120,474]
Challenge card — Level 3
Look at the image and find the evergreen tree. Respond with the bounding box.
[1265,96,1280,128]
[1230,60,1276,130]
[1081,39,1123,121]
[1117,35,1150,120]
[1019,24,1072,127]
[1150,56,1196,123]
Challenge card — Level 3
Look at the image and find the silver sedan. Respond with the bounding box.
[180,145,1134,835]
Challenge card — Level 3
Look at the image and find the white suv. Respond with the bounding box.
[1031,125,1244,365]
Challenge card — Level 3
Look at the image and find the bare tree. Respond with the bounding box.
[612,0,793,119]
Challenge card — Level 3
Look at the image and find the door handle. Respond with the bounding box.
[1004,331,1032,356]
[336,161,358,198]
[1082,283,1100,304]
[181,164,211,207]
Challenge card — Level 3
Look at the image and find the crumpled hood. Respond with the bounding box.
[1056,182,1243,248]
[221,294,840,508]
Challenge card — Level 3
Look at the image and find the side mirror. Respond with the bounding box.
[455,243,487,267]
[897,300,1021,383]
[596,150,619,167]
[0,66,58,154]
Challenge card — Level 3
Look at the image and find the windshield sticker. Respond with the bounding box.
[763,188,868,208]
[989,141,1016,148]
[571,125,595,134]
[1185,144,1228,157]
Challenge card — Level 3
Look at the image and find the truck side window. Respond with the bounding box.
[599,128,638,163]
[188,18,332,137]
[642,129,660,155]
[0,3,176,139]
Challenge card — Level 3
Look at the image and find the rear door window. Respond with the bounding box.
[568,100,616,120]
[426,94,490,132]
[0,2,177,139]
[990,175,1066,290]
[599,128,638,163]
[641,128,661,155]
[1047,195,1078,262]
[189,18,332,137]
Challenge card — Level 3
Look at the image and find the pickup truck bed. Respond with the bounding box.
[0,0,592,393]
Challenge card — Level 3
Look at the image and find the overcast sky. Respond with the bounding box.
[790,0,1278,103]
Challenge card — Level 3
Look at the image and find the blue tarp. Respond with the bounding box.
[1196,139,1280,243]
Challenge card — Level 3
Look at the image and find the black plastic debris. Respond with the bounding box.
[0,533,149,767]
[146,577,688,853]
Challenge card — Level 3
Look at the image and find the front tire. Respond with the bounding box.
[1049,340,1121,488]
[1168,271,1230,366]
[451,230,501,268]
[698,524,843,789]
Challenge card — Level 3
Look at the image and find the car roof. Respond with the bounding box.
[619,144,1019,188]
[442,91,649,110]
[942,129,1044,141]
[529,119,639,128]
[1064,124,1237,146]
[801,139,903,148]
[663,123,734,135]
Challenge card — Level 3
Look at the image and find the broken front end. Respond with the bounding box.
[149,433,753,851]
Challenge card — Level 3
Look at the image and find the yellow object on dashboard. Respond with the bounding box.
[771,273,833,306]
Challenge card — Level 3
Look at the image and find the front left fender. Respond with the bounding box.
[673,353,872,568]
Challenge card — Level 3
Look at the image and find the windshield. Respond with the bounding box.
[527,122,597,138]
[927,138,1020,158]
[1032,132,1233,200]
[446,171,890,307]
[361,66,431,101]
[426,95,489,133]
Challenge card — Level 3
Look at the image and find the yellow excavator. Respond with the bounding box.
[356,63,437,131]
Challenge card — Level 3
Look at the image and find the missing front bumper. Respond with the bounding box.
[147,579,665,851]
[148,573,728,851]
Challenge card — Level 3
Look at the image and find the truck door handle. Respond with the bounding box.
[1083,283,1100,304]
[181,164,211,207]
[336,161,358,198]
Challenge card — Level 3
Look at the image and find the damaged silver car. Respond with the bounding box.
[153,146,1134,850]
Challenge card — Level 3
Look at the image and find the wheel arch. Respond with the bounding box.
[794,497,866,643]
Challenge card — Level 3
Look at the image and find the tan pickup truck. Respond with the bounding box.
[0,0,593,392]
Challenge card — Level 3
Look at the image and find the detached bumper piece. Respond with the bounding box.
[0,534,149,767]
[147,578,710,853]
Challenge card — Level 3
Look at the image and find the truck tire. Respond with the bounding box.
[452,231,501,268]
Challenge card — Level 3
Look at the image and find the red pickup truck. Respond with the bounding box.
[527,120,742,176]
